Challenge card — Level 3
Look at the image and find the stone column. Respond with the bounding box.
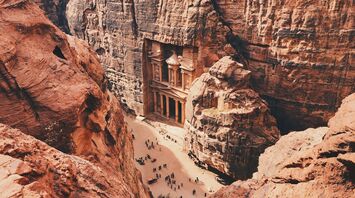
[153,92,157,113]
[160,94,164,116]
[169,67,177,86]
[181,101,185,124]
[174,68,177,87]
[166,95,170,119]
[175,100,179,122]
[181,70,185,90]
[159,66,162,82]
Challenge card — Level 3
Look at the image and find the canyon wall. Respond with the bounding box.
[185,56,280,179]
[66,0,354,132]
[216,0,355,132]
[211,93,355,197]
[0,0,147,197]
[33,0,70,33]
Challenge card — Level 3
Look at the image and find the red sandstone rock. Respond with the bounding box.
[211,93,355,198]
[185,56,280,179]
[0,1,147,197]
[0,124,134,197]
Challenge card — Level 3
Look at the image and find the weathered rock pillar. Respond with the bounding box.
[184,56,280,179]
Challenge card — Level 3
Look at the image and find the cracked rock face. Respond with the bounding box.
[211,93,355,198]
[184,56,280,179]
[65,0,354,132]
[0,1,147,197]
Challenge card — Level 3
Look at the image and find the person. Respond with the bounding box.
[192,189,196,195]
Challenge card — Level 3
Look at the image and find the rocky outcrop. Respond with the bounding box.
[0,0,147,197]
[0,124,135,197]
[211,93,355,198]
[185,56,280,179]
[66,0,354,132]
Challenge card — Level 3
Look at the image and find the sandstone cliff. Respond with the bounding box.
[185,56,280,179]
[211,93,355,198]
[66,0,354,132]
[0,0,146,197]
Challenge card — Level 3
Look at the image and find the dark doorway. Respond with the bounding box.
[177,68,182,87]
[156,93,161,114]
[163,96,167,116]
[178,101,182,123]
[169,97,176,120]
[162,62,169,82]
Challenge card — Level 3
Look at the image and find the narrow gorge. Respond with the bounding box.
[0,0,354,197]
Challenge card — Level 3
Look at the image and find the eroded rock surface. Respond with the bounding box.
[213,0,355,132]
[66,0,354,132]
[0,124,134,198]
[185,56,280,179]
[0,1,147,197]
[211,93,355,198]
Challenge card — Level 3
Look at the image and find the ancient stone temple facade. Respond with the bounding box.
[142,40,200,125]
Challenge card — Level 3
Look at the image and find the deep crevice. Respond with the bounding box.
[130,0,139,38]
[53,46,66,60]
[104,128,116,146]
[209,0,249,66]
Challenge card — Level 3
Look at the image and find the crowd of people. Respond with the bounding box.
[133,135,210,197]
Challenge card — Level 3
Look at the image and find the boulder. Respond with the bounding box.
[185,56,280,179]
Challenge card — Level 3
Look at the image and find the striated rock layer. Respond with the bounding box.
[66,0,354,132]
[211,93,355,198]
[185,56,280,179]
[0,0,147,197]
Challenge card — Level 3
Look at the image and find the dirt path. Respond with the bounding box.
[125,115,223,198]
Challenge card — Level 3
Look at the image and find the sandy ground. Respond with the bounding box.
[125,115,223,198]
